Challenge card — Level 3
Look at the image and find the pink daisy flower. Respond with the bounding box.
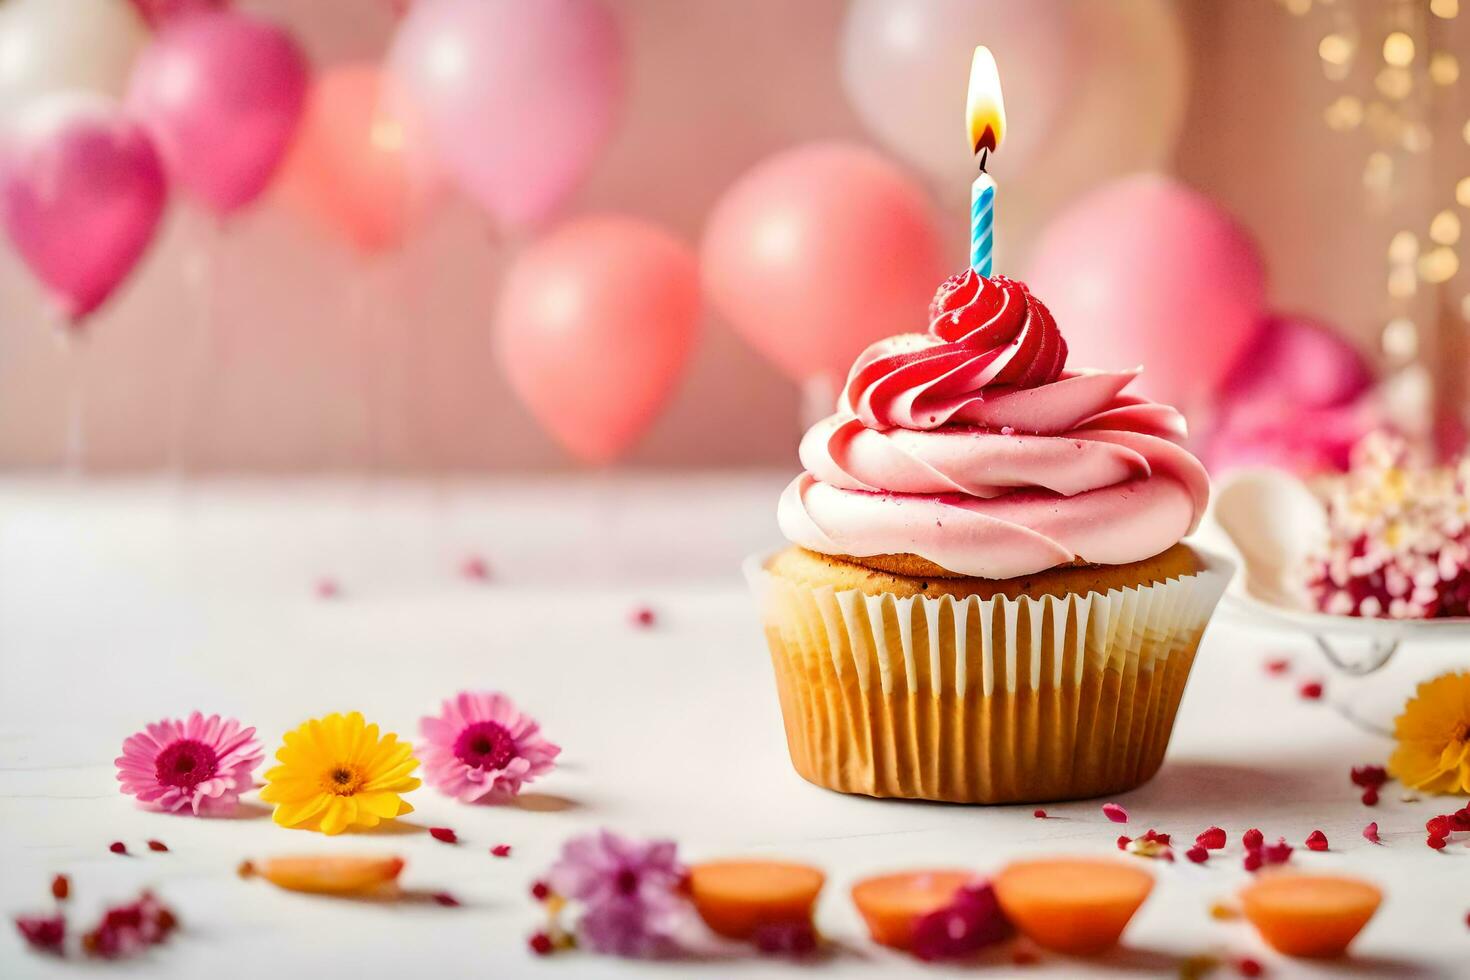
[115,712,262,815]
[419,692,560,803]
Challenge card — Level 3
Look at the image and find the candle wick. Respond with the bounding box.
[977,147,990,174]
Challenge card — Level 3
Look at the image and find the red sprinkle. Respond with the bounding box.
[1196,826,1227,850]
[1427,815,1451,839]
[1304,830,1328,852]
[1351,764,1388,788]
[1363,822,1382,844]
[432,892,461,907]
[1116,835,1131,850]
[1185,845,1209,863]
[1265,658,1291,675]
[1243,828,1264,850]
[1101,802,1129,824]
[1243,851,1263,872]
[1033,809,1047,819]
[146,840,168,853]
[108,841,127,855]
[491,844,512,858]
[1262,838,1294,864]
[1362,787,1380,806]
[1237,956,1265,977]
[1299,681,1324,700]
[528,932,554,956]
[1428,836,1448,850]
[630,606,656,628]
[51,875,70,901]
[429,827,458,844]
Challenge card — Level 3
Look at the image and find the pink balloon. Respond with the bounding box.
[127,11,308,216]
[1027,174,1267,409]
[701,142,946,383]
[1204,313,1376,474]
[128,0,228,28]
[496,215,700,464]
[389,0,624,231]
[0,96,167,325]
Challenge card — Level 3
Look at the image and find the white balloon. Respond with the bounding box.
[840,0,1081,184]
[0,0,149,124]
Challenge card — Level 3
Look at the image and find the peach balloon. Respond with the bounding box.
[1026,174,1266,411]
[702,142,946,383]
[495,216,700,464]
[276,64,436,255]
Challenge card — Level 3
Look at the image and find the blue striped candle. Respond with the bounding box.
[970,171,995,277]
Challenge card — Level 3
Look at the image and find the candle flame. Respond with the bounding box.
[966,46,1006,157]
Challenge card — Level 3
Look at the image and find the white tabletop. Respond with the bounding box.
[0,476,1464,979]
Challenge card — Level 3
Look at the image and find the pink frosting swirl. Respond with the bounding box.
[778,271,1210,578]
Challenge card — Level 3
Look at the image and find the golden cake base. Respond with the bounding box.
[751,545,1227,804]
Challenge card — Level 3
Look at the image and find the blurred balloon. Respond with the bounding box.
[0,95,167,325]
[276,64,437,255]
[1204,313,1377,474]
[389,0,624,232]
[1027,174,1267,409]
[128,0,229,28]
[127,11,308,216]
[0,0,149,122]
[840,0,1079,183]
[701,142,945,383]
[496,215,700,464]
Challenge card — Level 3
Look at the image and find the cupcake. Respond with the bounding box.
[748,270,1230,804]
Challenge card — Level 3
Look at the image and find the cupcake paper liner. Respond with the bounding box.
[745,550,1232,804]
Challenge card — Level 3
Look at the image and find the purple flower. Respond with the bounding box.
[911,882,1012,962]
[547,829,688,957]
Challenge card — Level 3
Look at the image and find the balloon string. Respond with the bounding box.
[799,374,838,430]
[169,212,223,477]
[55,326,88,477]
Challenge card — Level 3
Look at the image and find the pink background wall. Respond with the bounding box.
[1,0,1464,471]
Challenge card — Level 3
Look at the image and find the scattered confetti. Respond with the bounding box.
[14,914,65,955]
[1262,839,1294,865]
[1196,826,1227,850]
[1236,956,1265,977]
[429,827,458,844]
[1101,802,1129,823]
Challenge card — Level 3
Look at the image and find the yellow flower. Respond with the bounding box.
[260,712,420,835]
[1388,671,1470,795]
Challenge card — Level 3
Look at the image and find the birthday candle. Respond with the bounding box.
[966,47,1006,278]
